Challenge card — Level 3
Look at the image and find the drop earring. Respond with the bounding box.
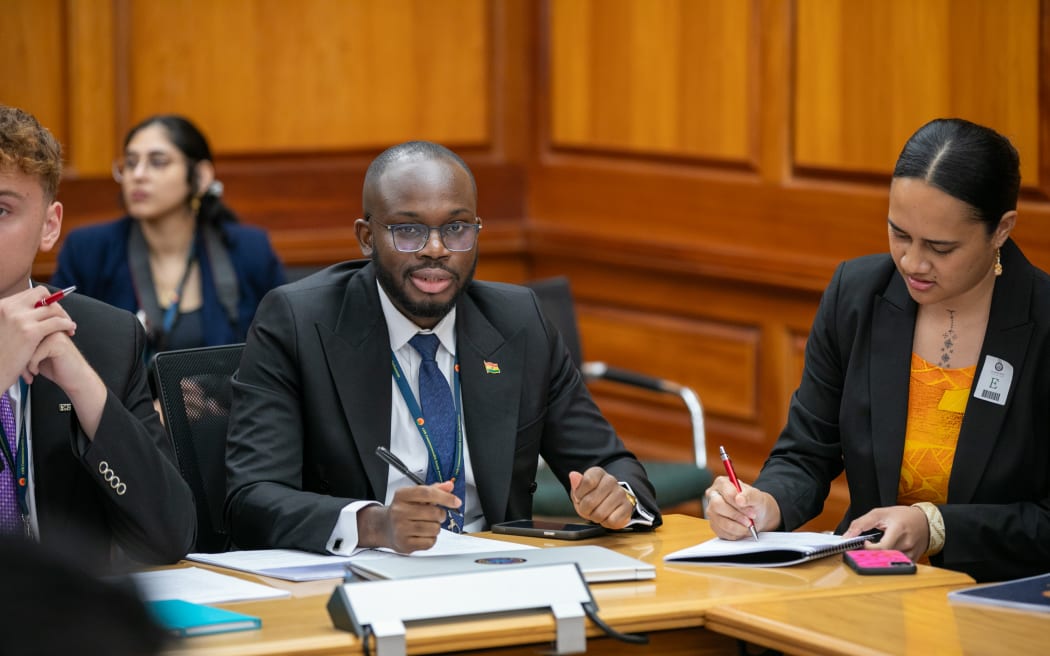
[190,195,201,217]
[994,247,1002,277]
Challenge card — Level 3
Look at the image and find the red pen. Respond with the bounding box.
[719,445,760,541]
[35,285,76,308]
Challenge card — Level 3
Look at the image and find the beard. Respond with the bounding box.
[372,249,477,322]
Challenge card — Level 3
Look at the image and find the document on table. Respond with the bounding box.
[131,566,292,604]
[188,529,537,581]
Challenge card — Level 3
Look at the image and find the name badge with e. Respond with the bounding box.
[973,355,1013,406]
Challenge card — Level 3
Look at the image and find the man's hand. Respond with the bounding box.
[0,287,110,439]
[568,467,633,529]
[0,287,77,389]
[704,475,781,539]
[358,480,461,553]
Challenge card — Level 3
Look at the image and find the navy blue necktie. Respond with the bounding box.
[409,334,464,531]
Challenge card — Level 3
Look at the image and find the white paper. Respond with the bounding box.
[188,530,536,581]
[130,566,291,604]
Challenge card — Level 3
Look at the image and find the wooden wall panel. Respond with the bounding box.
[0,1,66,149]
[795,0,1040,183]
[126,0,490,153]
[578,305,760,422]
[66,0,117,176]
[549,0,753,162]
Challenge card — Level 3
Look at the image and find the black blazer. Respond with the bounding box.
[29,288,196,568]
[755,239,1050,581]
[225,261,660,552]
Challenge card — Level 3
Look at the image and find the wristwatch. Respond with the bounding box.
[620,483,638,511]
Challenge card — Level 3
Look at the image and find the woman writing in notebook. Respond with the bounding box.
[705,118,1050,582]
[51,115,285,360]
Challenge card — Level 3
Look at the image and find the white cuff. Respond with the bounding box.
[326,500,381,555]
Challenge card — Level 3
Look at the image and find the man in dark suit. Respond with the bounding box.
[0,104,195,569]
[226,141,659,554]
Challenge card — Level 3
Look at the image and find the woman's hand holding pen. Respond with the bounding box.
[357,481,461,554]
[704,476,782,540]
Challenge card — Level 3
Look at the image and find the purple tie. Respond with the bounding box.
[0,392,21,533]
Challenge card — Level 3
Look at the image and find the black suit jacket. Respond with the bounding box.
[29,288,196,568]
[225,261,660,551]
[755,240,1050,581]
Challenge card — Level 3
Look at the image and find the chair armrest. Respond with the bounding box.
[580,361,707,470]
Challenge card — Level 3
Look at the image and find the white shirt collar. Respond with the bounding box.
[376,280,457,355]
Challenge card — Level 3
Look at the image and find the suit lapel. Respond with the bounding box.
[317,262,392,499]
[456,291,523,524]
[949,240,1033,503]
[870,274,916,506]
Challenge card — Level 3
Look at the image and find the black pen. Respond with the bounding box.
[375,446,461,526]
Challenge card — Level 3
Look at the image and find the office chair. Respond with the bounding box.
[525,277,712,516]
[150,343,245,553]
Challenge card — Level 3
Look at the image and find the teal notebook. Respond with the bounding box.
[148,599,262,637]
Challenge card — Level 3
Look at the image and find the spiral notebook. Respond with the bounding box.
[663,530,882,568]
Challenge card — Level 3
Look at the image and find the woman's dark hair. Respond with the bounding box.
[124,114,238,227]
[892,118,1020,234]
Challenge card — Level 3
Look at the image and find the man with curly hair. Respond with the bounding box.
[0,104,194,569]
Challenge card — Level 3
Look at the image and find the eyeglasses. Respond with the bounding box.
[112,153,180,183]
[373,219,482,253]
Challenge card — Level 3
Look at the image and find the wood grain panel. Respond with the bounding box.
[0,1,66,147]
[795,0,1040,184]
[126,0,489,153]
[66,0,117,176]
[577,305,759,422]
[549,0,753,161]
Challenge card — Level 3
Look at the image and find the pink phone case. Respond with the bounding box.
[844,549,917,575]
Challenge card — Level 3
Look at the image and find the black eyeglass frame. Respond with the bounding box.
[370,218,483,253]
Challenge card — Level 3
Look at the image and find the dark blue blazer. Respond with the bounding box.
[51,216,286,346]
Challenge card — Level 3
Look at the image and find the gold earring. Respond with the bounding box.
[190,196,201,217]
[994,247,1002,277]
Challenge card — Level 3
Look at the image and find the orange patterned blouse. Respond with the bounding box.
[898,353,977,505]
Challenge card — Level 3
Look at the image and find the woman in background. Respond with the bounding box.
[52,115,286,359]
[704,118,1050,582]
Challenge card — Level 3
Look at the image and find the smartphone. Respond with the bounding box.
[492,519,606,540]
[844,549,917,575]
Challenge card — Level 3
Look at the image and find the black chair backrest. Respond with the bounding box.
[524,276,585,369]
[149,344,245,553]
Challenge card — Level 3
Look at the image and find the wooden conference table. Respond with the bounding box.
[705,584,1050,655]
[163,515,974,655]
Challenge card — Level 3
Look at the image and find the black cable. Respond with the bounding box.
[582,602,649,645]
[361,624,373,656]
